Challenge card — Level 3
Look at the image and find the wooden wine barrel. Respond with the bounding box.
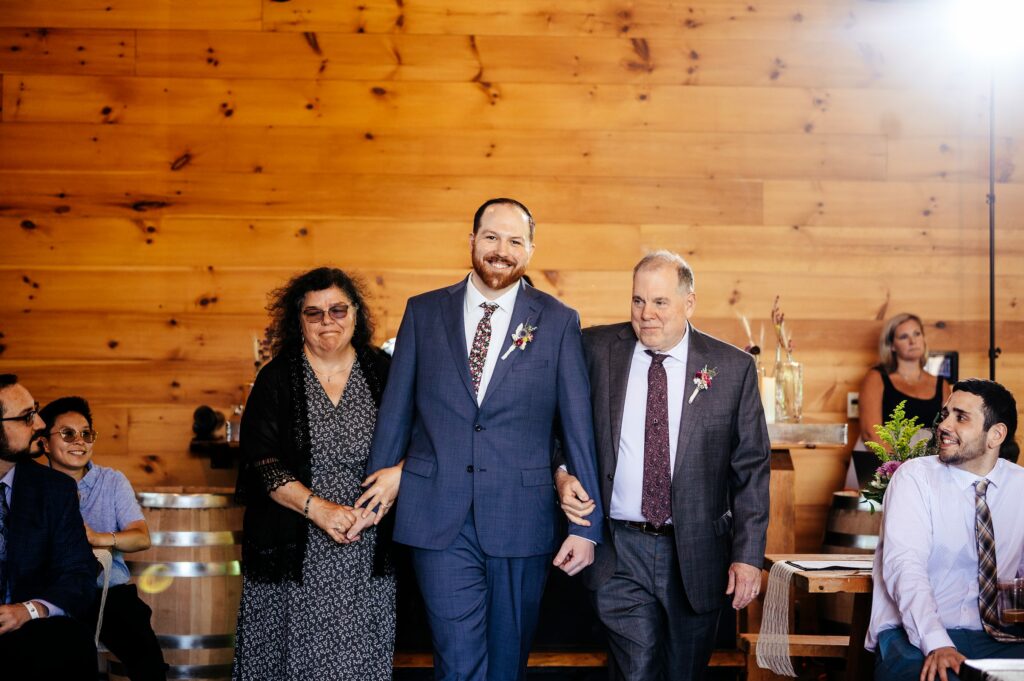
[823,490,882,554]
[111,487,242,681]
[820,490,881,631]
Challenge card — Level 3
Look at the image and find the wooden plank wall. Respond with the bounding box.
[2,0,1023,550]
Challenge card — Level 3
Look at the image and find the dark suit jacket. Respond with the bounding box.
[367,279,604,556]
[580,323,770,613]
[5,461,96,621]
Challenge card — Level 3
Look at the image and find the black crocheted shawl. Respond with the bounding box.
[235,344,392,583]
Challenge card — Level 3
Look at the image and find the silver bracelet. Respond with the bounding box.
[111,531,117,549]
[303,493,315,519]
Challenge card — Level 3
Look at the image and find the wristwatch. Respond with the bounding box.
[22,601,41,620]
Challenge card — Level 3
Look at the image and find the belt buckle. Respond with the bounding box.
[629,520,658,536]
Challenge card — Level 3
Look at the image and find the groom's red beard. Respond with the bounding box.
[472,252,526,291]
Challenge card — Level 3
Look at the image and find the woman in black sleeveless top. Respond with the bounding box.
[849,313,951,486]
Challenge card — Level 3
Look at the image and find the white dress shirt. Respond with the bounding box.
[609,327,690,522]
[464,274,520,405]
[866,455,1024,654]
[1,466,64,616]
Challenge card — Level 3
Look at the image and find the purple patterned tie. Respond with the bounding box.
[642,351,672,528]
[469,303,499,395]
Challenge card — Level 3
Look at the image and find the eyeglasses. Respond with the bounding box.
[301,304,356,324]
[0,403,39,425]
[48,427,98,444]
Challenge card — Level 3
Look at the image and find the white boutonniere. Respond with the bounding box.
[688,365,718,404]
[501,322,537,360]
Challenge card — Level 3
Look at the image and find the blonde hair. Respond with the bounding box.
[878,313,928,373]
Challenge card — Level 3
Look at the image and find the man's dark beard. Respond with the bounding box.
[472,253,525,291]
[0,432,44,462]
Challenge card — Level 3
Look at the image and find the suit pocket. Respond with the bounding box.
[403,456,436,479]
[513,359,549,371]
[713,510,733,536]
[521,466,552,487]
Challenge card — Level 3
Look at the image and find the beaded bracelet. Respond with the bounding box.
[303,492,315,519]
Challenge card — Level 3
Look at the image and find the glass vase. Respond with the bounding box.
[774,358,803,423]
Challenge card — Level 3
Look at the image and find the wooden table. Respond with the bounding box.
[764,554,874,681]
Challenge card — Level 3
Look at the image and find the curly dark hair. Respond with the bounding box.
[265,268,375,357]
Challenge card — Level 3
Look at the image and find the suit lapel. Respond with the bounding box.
[674,326,710,479]
[609,325,636,462]
[480,283,542,408]
[439,279,478,403]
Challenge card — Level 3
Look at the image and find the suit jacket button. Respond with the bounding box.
[606,474,614,481]
[474,424,483,432]
[467,465,475,473]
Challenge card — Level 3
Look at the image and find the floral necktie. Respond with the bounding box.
[469,303,499,396]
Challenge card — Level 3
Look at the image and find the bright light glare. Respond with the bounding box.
[949,0,1024,59]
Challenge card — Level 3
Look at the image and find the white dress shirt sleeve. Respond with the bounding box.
[33,600,64,618]
[879,467,955,654]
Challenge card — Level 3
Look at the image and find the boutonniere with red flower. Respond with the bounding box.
[688,364,718,404]
[501,322,537,360]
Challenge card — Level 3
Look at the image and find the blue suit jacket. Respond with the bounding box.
[5,461,97,620]
[367,279,604,556]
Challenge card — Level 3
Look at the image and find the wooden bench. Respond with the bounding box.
[394,648,746,668]
[738,633,849,680]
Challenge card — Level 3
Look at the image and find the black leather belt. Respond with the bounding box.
[615,519,674,536]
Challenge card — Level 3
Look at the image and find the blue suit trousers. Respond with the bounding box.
[410,511,552,681]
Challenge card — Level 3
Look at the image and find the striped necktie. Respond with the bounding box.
[0,481,8,602]
[974,478,1024,642]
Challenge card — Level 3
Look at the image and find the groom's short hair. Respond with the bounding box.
[473,198,535,241]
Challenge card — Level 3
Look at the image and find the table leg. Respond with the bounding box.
[844,591,874,681]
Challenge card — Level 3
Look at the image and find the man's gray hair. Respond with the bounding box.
[633,250,695,293]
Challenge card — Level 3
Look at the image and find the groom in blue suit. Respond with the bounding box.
[362,198,604,681]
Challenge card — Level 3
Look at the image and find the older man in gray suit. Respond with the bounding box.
[556,251,771,680]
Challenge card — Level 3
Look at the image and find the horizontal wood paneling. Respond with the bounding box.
[0,123,889,181]
[1,0,1020,523]
[130,30,951,89]
[0,1,261,31]
[0,171,763,224]
[0,27,135,76]
[258,0,935,42]
[6,217,1023,276]
[5,75,1010,137]
[3,267,1020,322]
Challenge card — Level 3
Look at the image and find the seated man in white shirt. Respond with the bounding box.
[867,378,1024,681]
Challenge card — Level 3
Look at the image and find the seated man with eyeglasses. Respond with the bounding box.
[0,374,98,680]
[39,396,167,681]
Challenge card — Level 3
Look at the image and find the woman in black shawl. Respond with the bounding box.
[232,267,396,681]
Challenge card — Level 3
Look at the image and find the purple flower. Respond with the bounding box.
[877,460,903,479]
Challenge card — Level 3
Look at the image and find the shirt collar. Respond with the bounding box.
[465,273,520,315]
[0,465,14,488]
[635,323,690,364]
[944,456,1007,492]
[78,462,98,490]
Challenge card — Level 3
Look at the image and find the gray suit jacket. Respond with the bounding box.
[579,323,770,613]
